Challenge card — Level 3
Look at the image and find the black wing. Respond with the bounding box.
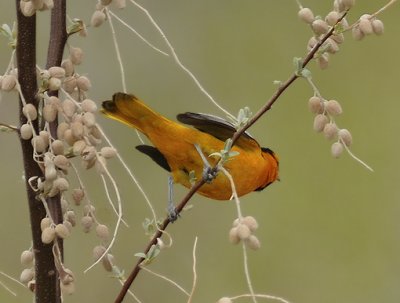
[136,145,171,172]
[176,112,259,149]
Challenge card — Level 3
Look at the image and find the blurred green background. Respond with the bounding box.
[1,1,399,302]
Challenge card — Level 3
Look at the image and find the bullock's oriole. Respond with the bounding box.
[101,93,279,200]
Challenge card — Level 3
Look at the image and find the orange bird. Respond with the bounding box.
[101,93,279,200]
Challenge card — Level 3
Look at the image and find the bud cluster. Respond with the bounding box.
[298,1,352,70]
[91,0,126,28]
[19,0,54,17]
[229,216,261,250]
[352,14,384,40]
[308,95,353,158]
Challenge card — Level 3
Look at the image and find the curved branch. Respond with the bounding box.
[114,11,348,303]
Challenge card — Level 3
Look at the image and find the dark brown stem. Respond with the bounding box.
[114,11,348,303]
[114,179,205,303]
[16,1,60,302]
[45,0,67,267]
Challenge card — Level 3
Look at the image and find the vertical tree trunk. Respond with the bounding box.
[16,1,66,302]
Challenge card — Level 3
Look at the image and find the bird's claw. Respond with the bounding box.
[203,166,218,183]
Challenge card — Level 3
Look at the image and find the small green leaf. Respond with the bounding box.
[134,253,147,259]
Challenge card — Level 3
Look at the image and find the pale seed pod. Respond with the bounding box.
[41,226,56,244]
[70,121,84,139]
[20,123,33,140]
[81,216,94,233]
[69,47,84,65]
[96,224,110,241]
[63,220,73,232]
[229,227,240,244]
[372,19,384,35]
[307,36,318,52]
[54,154,70,170]
[308,96,324,114]
[81,99,97,113]
[72,140,86,155]
[323,122,338,140]
[341,0,355,10]
[236,223,251,240]
[338,128,352,146]
[83,204,96,216]
[48,66,65,79]
[352,26,364,41]
[325,11,340,26]
[55,223,70,239]
[48,77,61,91]
[91,125,102,139]
[91,10,106,27]
[60,280,75,295]
[326,99,343,116]
[83,112,96,127]
[53,177,69,192]
[62,99,76,117]
[65,210,77,226]
[313,114,329,132]
[93,245,107,261]
[21,250,34,266]
[72,188,85,205]
[51,139,64,155]
[87,134,102,146]
[331,141,344,158]
[298,7,314,24]
[45,163,57,181]
[331,33,345,44]
[63,76,77,93]
[359,18,373,35]
[82,146,97,161]
[57,122,69,139]
[95,156,107,175]
[232,218,240,227]
[60,268,74,285]
[217,297,233,303]
[102,254,114,272]
[43,103,58,122]
[1,74,17,91]
[311,19,329,35]
[245,235,261,250]
[242,216,258,232]
[39,131,50,148]
[317,53,329,69]
[61,59,74,77]
[101,146,117,159]
[113,0,126,9]
[40,217,52,231]
[326,38,339,54]
[76,76,91,91]
[23,103,38,121]
[20,1,36,17]
[20,268,34,284]
[31,136,46,153]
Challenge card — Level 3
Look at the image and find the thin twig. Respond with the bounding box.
[187,237,198,303]
[108,10,169,56]
[105,8,127,93]
[129,0,234,119]
[140,266,190,296]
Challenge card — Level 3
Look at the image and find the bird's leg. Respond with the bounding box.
[167,175,179,222]
[194,144,218,183]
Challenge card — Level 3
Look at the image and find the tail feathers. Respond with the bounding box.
[101,93,159,132]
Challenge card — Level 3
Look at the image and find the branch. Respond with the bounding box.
[16,1,61,302]
[115,11,348,303]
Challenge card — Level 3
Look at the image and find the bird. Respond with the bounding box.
[101,92,279,200]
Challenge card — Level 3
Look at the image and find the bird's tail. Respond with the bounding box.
[101,92,162,133]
